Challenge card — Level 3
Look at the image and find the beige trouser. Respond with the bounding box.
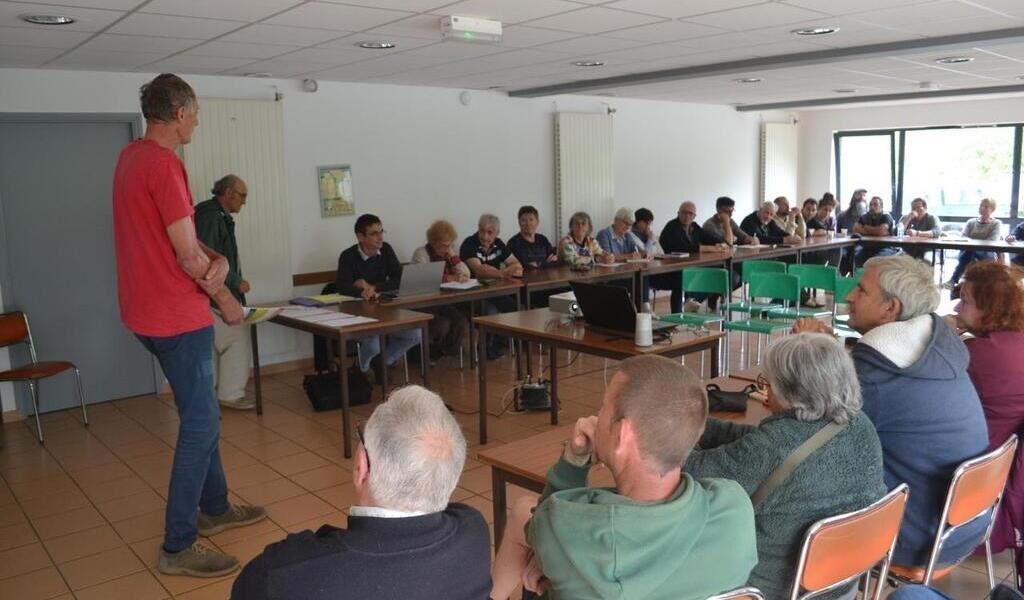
[212,313,251,402]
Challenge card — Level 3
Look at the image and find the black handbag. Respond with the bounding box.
[705,383,756,413]
[302,369,371,412]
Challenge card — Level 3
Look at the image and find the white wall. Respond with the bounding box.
[797,95,1024,203]
[0,67,785,412]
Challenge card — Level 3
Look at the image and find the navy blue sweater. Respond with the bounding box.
[854,315,989,566]
[230,503,491,600]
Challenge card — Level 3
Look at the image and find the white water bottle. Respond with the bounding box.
[635,313,653,347]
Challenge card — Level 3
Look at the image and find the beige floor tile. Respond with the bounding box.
[450,486,476,503]
[128,536,164,569]
[0,504,27,528]
[266,451,330,477]
[151,566,236,597]
[314,482,357,511]
[57,545,145,590]
[218,528,288,566]
[43,524,125,564]
[21,488,91,520]
[74,570,170,600]
[110,438,173,461]
[0,542,52,580]
[0,521,37,551]
[288,464,350,492]
[0,566,69,600]
[79,473,154,504]
[9,475,78,502]
[264,493,335,528]
[242,439,307,462]
[223,463,280,489]
[458,465,492,494]
[462,494,495,525]
[174,577,237,600]
[233,477,306,507]
[932,562,998,598]
[96,489,166,522]
[31,505,105,540]
[68,461,134,485]
[208,517,284,547]
[112,509,166,544]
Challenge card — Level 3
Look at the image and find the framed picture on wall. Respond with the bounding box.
[318,164,354,217]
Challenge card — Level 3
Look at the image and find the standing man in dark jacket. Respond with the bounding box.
[232,386,492,600]
[794,255,989,568]
[195,174,252,410]
[336,214,420,380]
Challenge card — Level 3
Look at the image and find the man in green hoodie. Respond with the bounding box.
[195,174,252,410]
[491,355,758,600]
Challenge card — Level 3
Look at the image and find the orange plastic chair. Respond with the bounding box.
[889,435,1019,589]
[0,311,88,443]
[707,587,766,600]
[790,483,909,600]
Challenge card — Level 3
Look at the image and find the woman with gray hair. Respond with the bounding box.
[686,333,886,600]
[560,211,611,268]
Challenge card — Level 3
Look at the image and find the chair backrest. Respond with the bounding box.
[945,435,1018,527]
[683,267,731,297]
[833,273,862,306]
[0,311,31,350]
[789,265,838,292]
[792,483,909,600]
[707,587,766,600]
[749,273,800,304]
[742,260,787,283]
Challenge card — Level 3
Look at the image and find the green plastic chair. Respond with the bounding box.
[767,264,836,320]
[833,271,863,337]
[725,260,787,316]
[725,273,799,368]
[660,267,732,375]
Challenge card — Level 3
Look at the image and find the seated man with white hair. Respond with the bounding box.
[595,207,644,260]
[490,355,757,600]
[794,254,989,570]
[230,386,491,600]
[740,201,801,245]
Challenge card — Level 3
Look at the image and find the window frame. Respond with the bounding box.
[834,123,1022,229]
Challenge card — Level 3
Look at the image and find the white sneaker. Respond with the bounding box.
[219,397,255,410]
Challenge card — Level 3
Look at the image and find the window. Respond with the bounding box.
[902,127,1014,219]
[834,124,1022,226]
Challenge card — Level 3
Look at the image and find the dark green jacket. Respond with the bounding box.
[526,456,758,600]
[194,198,245,304]
[686,412,886,600]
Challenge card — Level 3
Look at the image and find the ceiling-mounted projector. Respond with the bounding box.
[441,15,502,43]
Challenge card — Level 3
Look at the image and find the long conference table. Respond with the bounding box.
[248,233,1023,456]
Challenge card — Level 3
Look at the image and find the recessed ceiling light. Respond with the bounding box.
[20,14,76,25]
[356,40,396,49]
[572,60,605,67]
[733,77,763,83]
[791,26,839,36]
[834,88,858,93]
[243,72,272,78]
[935,56,974,64]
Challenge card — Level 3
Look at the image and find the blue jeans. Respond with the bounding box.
[951,250,996,283]
[137,326,228,553]
[357,329,421,372]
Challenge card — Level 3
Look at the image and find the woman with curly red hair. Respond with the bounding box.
[956,261,1024,565]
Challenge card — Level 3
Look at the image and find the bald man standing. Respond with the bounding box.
[195,174,253,410]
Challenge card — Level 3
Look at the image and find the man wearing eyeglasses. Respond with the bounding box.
[231,386,491,600]
[655,201,705,313]
[336,214,421,383]
[195,174,253,410]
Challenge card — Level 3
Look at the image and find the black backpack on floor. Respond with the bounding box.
[303,283,371,411]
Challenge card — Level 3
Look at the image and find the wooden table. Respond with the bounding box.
[478,375,771,546]
[858,235,1024,255]
[262,302,433,458]
[521,263,640,308]
[473,308,725,444]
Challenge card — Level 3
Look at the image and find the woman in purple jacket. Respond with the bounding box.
[956,261,1024,573]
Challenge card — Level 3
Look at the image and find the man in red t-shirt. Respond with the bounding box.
[113,74,265,578]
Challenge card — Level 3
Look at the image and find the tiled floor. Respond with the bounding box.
[0,287,1008,599]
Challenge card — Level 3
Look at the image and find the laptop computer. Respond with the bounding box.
[569,281,675,336]
[380,261,445,299]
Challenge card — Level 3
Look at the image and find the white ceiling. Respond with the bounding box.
[1,0,1024,106]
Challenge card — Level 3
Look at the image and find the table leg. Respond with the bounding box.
[549,343,559,426]
[340,337,352,459]
[379,335,388,400]
[633,270,643,309]
[469,300,478,369]
[250,324,263,416]
[478,324,489,445]
[420,323,430,388]
[711,337,721,378]
[492,467,508,549]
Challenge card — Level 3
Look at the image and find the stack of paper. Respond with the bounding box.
[440,279,481,290]
[242,307,284,324]
[290,293,355,307]
[281,308,378,328]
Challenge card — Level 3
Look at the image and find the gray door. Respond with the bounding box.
[0,117,157,414]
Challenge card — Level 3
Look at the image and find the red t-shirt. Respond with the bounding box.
[113,139,212,337]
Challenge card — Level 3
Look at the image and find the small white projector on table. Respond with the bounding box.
[549,291,582,317]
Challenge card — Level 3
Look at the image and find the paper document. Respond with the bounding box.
[441,279,481,290]
[594,262,623,267]
[289,293,356,307]
[626,258,651,263]
[288,310,378,328]
[242,307,283,324]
